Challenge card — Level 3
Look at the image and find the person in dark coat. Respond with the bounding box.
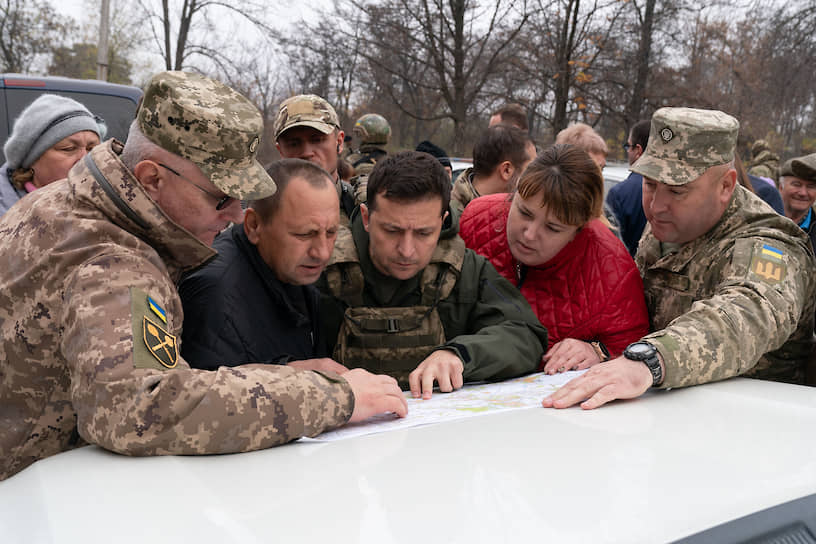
[179,158,348,374]
[606,120,650,257]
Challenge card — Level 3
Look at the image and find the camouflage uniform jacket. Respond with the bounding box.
[748,150,780,183]
[317,211,548,383]
[450,167,479,217]
[0,140,354,481]
[636,185,816,389]
[346,144,387,178]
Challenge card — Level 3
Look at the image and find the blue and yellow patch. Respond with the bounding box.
[750,244,786,284]
[147,295,167,323]
[760,244,784,260]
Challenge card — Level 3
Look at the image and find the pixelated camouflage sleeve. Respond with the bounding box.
[644,237,815,389]
[60,251,354,456]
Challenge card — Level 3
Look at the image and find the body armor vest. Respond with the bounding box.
[325,227,466,388]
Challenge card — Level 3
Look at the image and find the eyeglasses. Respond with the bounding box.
[157,163,234,211]
[622,143,632,151]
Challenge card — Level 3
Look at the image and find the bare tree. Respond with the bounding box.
[623,0,656,129]
[337,0,529,155]
[136,0,272,72]
[501,0,626,137]
[0,0,74,73]
[276,16,364,126]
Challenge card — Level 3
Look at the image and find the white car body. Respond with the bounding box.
[1,377,815,543]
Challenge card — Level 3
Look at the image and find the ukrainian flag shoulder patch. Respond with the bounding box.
[750,243,787,284]
[147,295,167,323]
[761,244,784,260]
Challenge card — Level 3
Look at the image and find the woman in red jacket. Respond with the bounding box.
[459,144,649,374]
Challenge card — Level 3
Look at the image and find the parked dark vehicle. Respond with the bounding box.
[0,74,143,164]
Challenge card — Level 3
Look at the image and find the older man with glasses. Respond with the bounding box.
[0,71,407,482]
[778,154,816,251]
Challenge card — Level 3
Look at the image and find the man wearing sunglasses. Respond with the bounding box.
[606,119,651,257]
[0,71,407,482]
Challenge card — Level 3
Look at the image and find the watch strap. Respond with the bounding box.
[590,341,610,362]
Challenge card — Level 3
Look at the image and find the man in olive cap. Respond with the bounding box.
[0,72,406,481]
[778,153,816,251]
[273,94,356,224]
[544,107,816,410]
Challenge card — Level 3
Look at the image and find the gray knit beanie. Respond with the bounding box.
[3,94,102,170]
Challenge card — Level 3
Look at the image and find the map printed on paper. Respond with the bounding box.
[304,370,586,442]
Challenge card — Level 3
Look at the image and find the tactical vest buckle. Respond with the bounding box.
[387,318,400,333]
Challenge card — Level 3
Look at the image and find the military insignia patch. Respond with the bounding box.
[147,295,167,323]
[142,316,178,368]
[249,136,259,153]
[660,127,674,142]
[749,244,786,284]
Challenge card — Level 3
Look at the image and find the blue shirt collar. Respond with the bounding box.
[799,207,812,230]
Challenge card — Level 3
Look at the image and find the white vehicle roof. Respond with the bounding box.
[2,377,815,543]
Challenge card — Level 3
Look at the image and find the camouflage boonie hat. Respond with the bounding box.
[273,94,340,140]
[631,107,739,186]
[791,153,816,183]
[137,71,276,200]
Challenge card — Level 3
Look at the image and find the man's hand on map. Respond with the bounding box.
[409,350,465,400]
[541,356,653,410]
[541,339,601,375]
[343,368,409,422]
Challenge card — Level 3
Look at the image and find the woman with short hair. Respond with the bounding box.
[0,94,104,216]
[459,144,649,374]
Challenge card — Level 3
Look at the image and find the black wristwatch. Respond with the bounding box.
[624,341,663,387]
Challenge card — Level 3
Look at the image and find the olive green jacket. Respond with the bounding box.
[317,211,548,384]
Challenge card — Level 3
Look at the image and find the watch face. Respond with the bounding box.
[628,342,652,356]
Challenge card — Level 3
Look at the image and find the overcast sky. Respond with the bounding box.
[48,0,327,83]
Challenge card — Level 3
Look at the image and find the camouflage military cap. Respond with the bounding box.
[137,71,276,200]
[273,94,340,140]
[631,107,739,186]
[791,153,816,183]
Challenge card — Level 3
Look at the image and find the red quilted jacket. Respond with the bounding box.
[459,194,649,360]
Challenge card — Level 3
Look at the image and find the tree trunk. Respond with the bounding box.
[625,0,656,129]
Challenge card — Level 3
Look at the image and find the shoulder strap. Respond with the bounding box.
[420,235,466,305]
[339,180,356,218]
[324,226,365,306]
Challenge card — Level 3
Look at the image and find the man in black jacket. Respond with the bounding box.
[179,158,348,373]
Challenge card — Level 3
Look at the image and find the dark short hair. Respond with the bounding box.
[473,125,531,177]
[366,150,450,214]
[491,103,528,131]
[630,120,651,151]
[415,140,451,169]
[249,158,333,222]
[516,144,603,226]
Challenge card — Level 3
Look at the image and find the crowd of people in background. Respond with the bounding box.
[1,70,815,481]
